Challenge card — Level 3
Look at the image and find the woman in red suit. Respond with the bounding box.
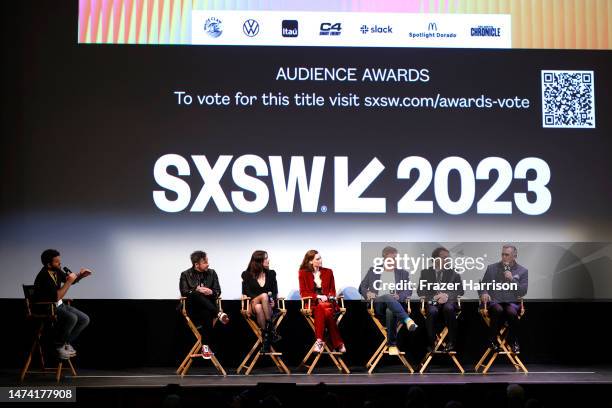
[299,249,346,353]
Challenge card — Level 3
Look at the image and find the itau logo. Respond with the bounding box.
[282,20,298,37]
[204,17,223,38]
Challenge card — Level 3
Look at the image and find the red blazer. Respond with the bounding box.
[299,267,337,299]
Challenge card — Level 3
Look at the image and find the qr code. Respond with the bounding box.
[541,70,595,128]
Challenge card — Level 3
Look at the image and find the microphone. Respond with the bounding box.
[63,266,81,279]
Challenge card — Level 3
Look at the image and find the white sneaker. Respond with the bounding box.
[217,312,230,325]
[56,346,71,360]
[314,340,324,353]
[65,344,77,357]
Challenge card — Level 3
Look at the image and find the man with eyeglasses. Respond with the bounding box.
[479,244,528,353]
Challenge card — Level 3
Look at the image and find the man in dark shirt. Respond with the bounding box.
[479,244,528,353]
[33,249,92,360]
[417,247,464,352]
[179,251,229,359]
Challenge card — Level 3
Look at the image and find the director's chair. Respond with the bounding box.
[236,296,290,375]
[20,285,77,383]
[418,297,465,374]
[298,297,350,374]
[365,298,415,374]
[475,298,527,374]
[176,296,227,376]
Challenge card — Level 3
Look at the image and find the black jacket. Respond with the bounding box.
[241,269,278,299]
[417,267,464,301]
[179,267,221,298]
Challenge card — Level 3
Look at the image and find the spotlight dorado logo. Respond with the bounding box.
[153,154,551,215]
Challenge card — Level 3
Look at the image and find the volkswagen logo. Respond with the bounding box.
[243,19,260,37]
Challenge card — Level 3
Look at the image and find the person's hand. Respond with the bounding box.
[481,293,491,304]
[366,291,376,300]
[504,270,513,281]
[269,299,275,308]
[79,268,92,279]
[437,293,449,304]
[433,293,441,302]
[66,272,78,284]
[318,295,328,302]
[392,293,400,300]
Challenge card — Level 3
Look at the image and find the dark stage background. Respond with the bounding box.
[2,299,612,370]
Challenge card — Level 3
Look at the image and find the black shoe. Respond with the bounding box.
[261,333,271,354]
[426,344,435,353]
[444,342,455,352]
[261,320,273,353]
[511,341,520,354]
[271,327,282,343]
[489,340,501,353]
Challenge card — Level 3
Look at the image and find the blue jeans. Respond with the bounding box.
[374,294,409,345]
[55,303,90,346]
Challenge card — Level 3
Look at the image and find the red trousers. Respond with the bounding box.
[313,301,344,348]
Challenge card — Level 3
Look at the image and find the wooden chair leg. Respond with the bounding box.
[306,351,323,375]
[513,354,528,373]
[337,355,351,374]
[177,340,200,375]
[56,361,63,383]
[324,344,343,371]
[20,344,36,381]
[368,346,386,374]
[237,338,261,374]
[419,353,434,374]
[211,354,227,376]
[475,347,492,371]
[398,353,415,373]
[450,354,465,374]
[299,343,316,370]
[482,351,499,373]
[366,339,386,368]
[67,359,77,376]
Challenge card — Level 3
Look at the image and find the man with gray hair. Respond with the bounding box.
[479,244,528,353]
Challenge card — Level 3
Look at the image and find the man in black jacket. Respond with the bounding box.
[179,251,229,359]
[33,249,92,360]
[417,247,464,352]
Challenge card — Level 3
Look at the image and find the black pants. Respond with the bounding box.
[425,302,458,346]
[186,293,219,344]
[487,302,520,343]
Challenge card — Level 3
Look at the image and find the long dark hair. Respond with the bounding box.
[247,250,268,279]
[299,249,318,272]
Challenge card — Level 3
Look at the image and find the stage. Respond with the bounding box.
[4,365,612,407]
[5,365,612,387]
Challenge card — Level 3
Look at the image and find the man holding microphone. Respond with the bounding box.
[33,249,92,360]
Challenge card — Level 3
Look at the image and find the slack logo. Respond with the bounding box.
[282,20,298,37]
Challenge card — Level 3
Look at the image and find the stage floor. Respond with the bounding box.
[4,364,612,388]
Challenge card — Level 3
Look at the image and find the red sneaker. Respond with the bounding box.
[201,344,213,359]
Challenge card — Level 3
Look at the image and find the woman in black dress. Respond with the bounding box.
[241,250,280,352]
